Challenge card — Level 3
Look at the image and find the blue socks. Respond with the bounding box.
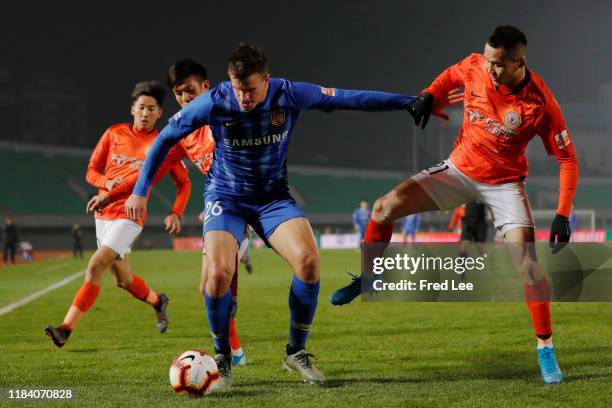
[288,275,320,350]
[204,289,233,355]
[205,275,319,354]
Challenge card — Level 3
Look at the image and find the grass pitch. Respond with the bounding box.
[1,249,611,407]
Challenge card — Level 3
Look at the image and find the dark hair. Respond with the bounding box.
[487,25,527,52]
[228,44,268,80]
[131,81,165,106]
[167,59,208,89]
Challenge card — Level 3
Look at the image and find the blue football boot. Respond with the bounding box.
[537,346,564,384]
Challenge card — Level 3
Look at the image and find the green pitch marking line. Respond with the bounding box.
[0,270,85,316]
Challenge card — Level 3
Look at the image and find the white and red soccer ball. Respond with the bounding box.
[169,350,219,396]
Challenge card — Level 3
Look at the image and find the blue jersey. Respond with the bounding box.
[134,78,413,198]
[402,214,421,233]
[352,208,370,231]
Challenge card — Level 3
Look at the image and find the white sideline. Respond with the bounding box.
[0,270,85,316]
[37,262,71,274]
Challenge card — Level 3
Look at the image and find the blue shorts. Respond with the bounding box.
[203,191,305,245]
[358,227,366,240]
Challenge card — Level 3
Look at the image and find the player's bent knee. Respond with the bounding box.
[199,256,208,294]
[206,261,234,294]
[114,277,131,289]
[516,259,542,283]
[207,274,232,296]
[372,196,396,224]
[294,250,320,281]
[207,258,233,276]
[371,198,385,220]
[86,258,108,281]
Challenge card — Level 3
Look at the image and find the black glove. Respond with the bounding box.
[407,93,434,129]
[549,214,571,254]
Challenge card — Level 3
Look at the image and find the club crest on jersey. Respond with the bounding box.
[321,86,336,96]
[271,110,286,126]
[503,111,522,129]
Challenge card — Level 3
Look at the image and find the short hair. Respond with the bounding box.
[167,59,208,89]
[131,81,165,106]
[487,25,527,55]
[228,44,268,80]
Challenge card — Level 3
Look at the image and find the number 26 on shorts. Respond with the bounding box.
[204,200,223,221]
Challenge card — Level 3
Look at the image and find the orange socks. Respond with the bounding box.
[63,282,100,330]
[126,274,152,302]
[364,219,394,244]
[229,318,241,351]
[72,282,100,313]
[524,278,552,339]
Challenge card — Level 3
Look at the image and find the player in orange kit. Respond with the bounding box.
[331,26,578,384]
[88,60,249,366]
[44,81,192,348]
[448,204,465,234]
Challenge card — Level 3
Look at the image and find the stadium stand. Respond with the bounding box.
[0,144,189,217]
[1,143,610,232]
[289,174,400,214]
[0,149,85,215]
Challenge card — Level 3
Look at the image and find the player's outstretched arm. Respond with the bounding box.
[127,92,213,221]
[125,134,185,221]
[407,54,476,129]
[292,82,413,113]
[292,82,462,129]
[165,163,191,234]
[106,145,188,201]
[406,93,434,129]
[535,96,579,253]
[549,151,578,253]
[86,129,112,189]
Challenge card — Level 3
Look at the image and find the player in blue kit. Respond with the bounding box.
[352,199,371,242]
[402,213,421,248]
[125,44,449,389]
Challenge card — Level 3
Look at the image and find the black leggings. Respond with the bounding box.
[3,243,16,264]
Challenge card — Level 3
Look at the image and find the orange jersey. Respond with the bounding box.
[424,53,578,217]
[180,126,215,175]
[109,125,214,200]
[87,123,191,225]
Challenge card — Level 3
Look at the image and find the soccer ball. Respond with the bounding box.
[169,350,219,396]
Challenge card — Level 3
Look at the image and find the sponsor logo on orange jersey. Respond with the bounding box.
[467,108,519,139]
[111,154,145,171]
